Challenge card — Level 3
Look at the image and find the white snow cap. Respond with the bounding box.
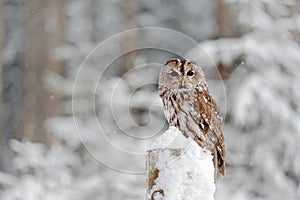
[148,126,215,200]
[149,126,190,149]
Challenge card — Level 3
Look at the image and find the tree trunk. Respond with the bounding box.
[43,0,65,146]
[216,0,235,79]
[0,0,4,169]
[23,0,45,142]
[216,0,235,38]
[23,0,65,144]
[120,0,138,75]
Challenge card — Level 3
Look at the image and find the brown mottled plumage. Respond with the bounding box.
[158,58,226,180]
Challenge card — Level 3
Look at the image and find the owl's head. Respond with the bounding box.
[158,58,206,92]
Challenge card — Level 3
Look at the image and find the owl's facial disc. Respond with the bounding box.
[164,58,199,91]
[159,58,206,93]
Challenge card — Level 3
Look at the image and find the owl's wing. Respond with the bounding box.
[190,89,226,176]
[190,90,222,140]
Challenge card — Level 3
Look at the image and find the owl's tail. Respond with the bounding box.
[212,146,226,182]
[216,147,226,176]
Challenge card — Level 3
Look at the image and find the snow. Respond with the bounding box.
[149,126,190,149]
[148,126,215,200]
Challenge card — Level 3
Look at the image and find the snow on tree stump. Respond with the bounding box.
[146,126,215,200]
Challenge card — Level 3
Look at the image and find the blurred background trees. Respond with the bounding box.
[0,0,300,199]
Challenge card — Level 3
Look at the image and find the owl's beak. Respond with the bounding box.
[181,79,185,87]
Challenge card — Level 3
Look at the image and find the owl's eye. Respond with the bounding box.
[170,71,179,77]
[187,70,194,76]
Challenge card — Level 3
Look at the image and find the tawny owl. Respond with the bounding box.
[158,58,226,179]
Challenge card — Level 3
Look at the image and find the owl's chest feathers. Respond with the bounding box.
[163,90,193,121]
[162,90,202,138]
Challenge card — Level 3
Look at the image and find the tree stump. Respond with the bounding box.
[146,146,215,200]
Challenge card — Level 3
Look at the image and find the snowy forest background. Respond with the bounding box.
[1,0,300,199]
